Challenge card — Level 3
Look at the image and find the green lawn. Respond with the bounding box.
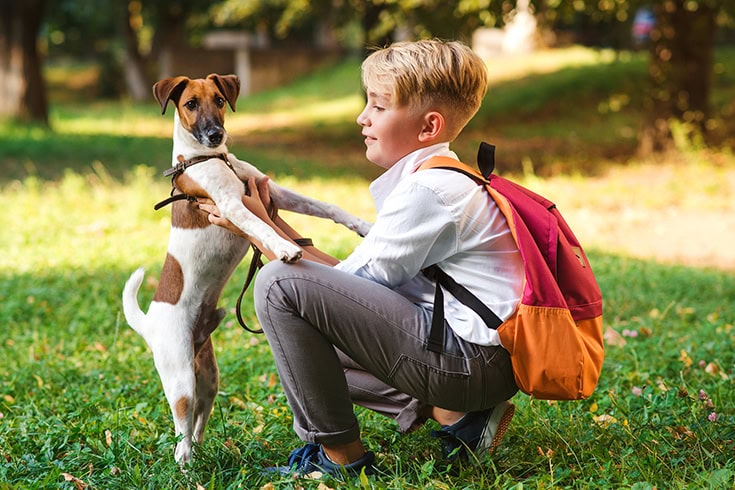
[1,46,734,489]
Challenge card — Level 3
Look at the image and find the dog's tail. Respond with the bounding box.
[122,267,147,335]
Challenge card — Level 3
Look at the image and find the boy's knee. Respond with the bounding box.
[253,261,290,304]
[253,260,314,315]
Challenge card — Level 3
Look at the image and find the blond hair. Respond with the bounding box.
[361,39,488,140]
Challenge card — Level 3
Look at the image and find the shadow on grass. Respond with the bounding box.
[0,121,379,186]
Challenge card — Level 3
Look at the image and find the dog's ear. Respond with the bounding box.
[207,74,240,112]
[152,76,190,115]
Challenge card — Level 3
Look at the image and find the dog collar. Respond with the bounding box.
[163,153,230,177]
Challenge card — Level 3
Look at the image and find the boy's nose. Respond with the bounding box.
[356,109,368,126]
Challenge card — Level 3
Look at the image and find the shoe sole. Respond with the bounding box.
[476,401,515,455]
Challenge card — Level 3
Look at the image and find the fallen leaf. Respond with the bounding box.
[91,342,107,352]
[229,396,247,409]
[603,327,626,347]
[593,414,617,427]
[61,473,88,490]
[667,425,694,440]
[679,350,692,367]
[704,362,720,376]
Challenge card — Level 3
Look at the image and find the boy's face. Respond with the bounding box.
[356,89,428,169]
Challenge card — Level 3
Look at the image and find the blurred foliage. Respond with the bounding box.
[44,0,735,58]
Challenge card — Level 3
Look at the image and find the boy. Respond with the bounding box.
[201,39,524,476]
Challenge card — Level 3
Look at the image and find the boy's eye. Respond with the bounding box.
[373,105,385,111]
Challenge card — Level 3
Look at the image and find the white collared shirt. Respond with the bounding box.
[336,143,524,346]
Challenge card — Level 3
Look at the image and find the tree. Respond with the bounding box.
[0,0,49,125]
[640,0,721,154]
[540,0,731,153]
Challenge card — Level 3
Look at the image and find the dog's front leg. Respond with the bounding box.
[216,196,303,262]
[226,154,372,237]
[269,183,373,237]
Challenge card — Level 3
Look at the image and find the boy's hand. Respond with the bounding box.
[197,201,244,237]
[239,176,272,222]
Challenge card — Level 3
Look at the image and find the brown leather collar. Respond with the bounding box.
[163,153,230,177]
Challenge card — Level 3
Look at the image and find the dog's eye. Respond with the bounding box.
[214,96,225,108]
[184,99,198,111]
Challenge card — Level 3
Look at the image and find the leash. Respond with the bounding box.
[234,201,279,335]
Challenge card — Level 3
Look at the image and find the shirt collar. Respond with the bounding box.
[368,143,457,211]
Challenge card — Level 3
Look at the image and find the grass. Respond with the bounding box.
[1,46,734,488]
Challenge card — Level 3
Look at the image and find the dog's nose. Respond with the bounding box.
[206,128,224,146]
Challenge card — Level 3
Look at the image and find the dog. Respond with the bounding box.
[122,73,371,465]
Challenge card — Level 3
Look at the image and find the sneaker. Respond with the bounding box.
[432,401,515,461]
[265,443,377,478]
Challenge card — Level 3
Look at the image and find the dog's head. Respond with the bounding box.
[153,74,240,148]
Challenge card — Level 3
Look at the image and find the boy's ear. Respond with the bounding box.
[418,111,445,142]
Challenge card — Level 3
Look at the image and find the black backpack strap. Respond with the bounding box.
[424,266,446,353]
[423,265,503,353]
[477,142,496,177]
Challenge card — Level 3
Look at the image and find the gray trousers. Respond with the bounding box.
[253,260,517,446]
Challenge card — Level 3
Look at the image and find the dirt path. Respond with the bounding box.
[535,161,735,272]
[565,207,735,271]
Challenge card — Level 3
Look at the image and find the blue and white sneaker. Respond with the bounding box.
[432,401,515,461]
[266,443,377,478]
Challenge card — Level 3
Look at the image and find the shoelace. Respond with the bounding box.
[431,427,467,460]
[286,443,322,470]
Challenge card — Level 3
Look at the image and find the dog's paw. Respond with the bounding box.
[175,440,193,467]
[351,219,373,237]
[275,241,303,263]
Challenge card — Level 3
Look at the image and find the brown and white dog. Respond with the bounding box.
[122,74,370,465]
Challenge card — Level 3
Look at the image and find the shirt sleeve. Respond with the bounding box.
[336,178,457,288]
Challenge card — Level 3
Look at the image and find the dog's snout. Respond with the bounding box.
[206,127,224,146]
[195,120,225,148]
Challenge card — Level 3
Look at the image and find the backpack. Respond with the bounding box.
[419,142,604,400]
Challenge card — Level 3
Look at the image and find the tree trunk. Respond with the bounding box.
[639,0,718,155]
[0,0,48,125]
[154,4,190,80]
[122,0,151,101]
[361,2,393,55]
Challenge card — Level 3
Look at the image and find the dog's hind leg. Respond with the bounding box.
[146,321,197,465]
[193,336,219,446]
[189,306,224,448]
